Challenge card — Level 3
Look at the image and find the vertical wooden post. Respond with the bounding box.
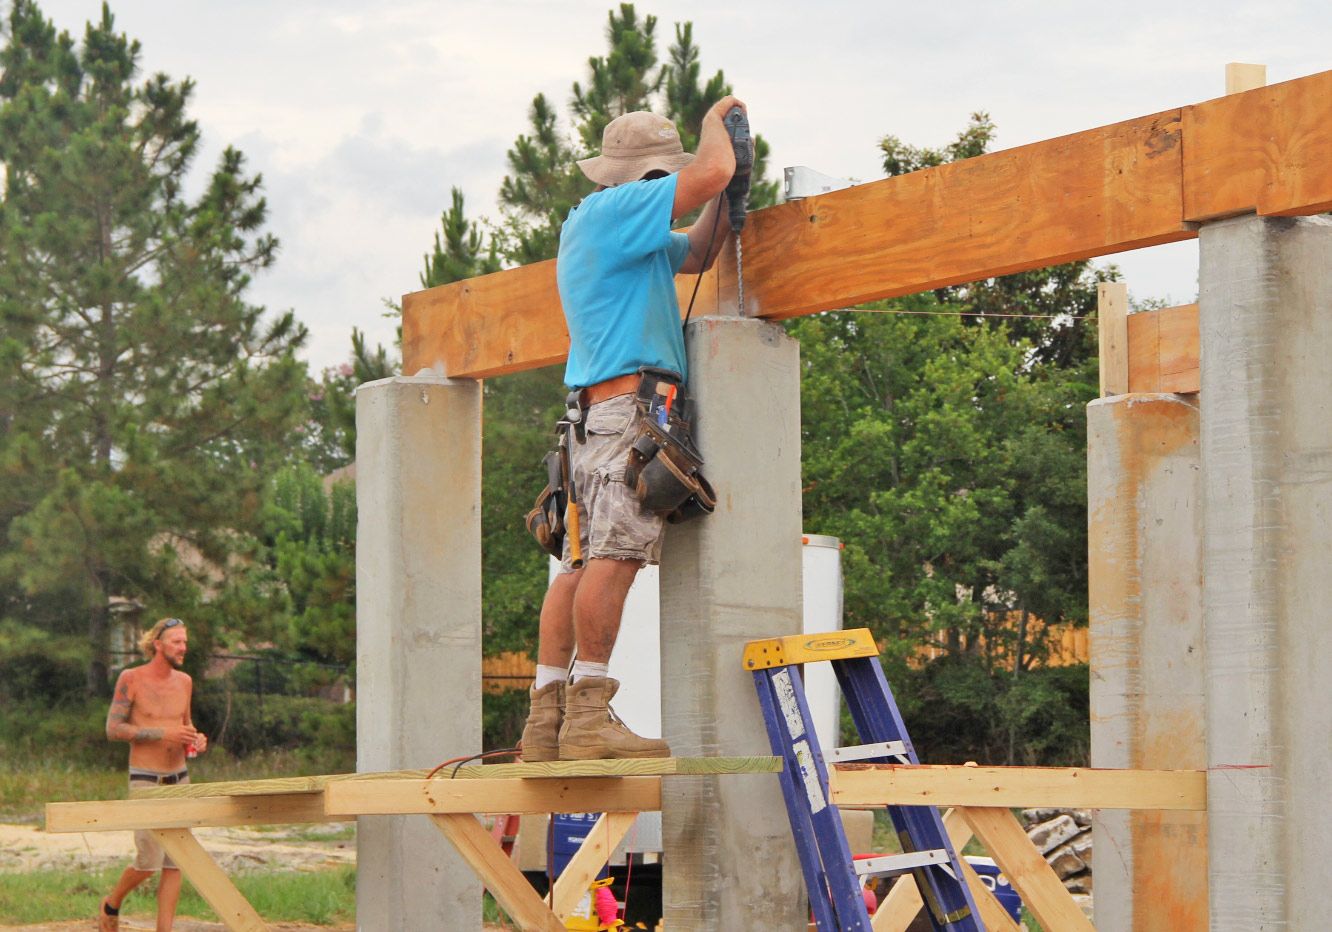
[1225,62,1267,95]
[1097,282,1129,396]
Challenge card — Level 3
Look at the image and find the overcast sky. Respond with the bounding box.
[31,0,1332,372]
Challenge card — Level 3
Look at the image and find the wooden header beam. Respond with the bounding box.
[402,69,1332,379]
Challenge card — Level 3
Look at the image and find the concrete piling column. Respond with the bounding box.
[1087,393,1206,932]
[1199,215,1332,930]
[658,316,805,930]
[355,375,482,930]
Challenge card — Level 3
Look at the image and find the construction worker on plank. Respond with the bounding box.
[521,97,749,761]
[99,617,207,932]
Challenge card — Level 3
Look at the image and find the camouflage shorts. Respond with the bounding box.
[129,770,189,869]
[559,395,665,571]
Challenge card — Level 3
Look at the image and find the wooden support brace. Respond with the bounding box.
[551,812,638,921]
[430,814,564,932]
[871,808,1019,932]
[829,764,1206,810]
[960,807,1095,932]
[150,829,267,932]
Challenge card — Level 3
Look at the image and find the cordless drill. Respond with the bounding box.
[723,106,753,232]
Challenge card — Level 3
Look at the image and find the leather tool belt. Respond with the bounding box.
[624,367,716,524]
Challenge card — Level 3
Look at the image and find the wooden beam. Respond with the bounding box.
[872,808,1019,932]
[1127,303,1199,393]
[401,69,1332,380]
[151,829,268,932]
[960,807,1095,932]
[828,764,1206,810]
[324,775,663,817]
[430,814,564,932]
[1185,69,1332,220]
[45,793,332,833]
[551,812,638,920]
[132,756,778,799]
[1098,282,1129,396]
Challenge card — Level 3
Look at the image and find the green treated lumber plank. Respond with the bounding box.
[129,756,782,799]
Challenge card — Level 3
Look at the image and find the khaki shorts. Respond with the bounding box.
[129,770,189,870]
[560,395,666,571]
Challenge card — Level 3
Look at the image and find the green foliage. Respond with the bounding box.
[896,661,1090,766]
[0,619,86,703]
[0,1,308,694]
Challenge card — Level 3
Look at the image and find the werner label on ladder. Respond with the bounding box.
[745,629,983,931]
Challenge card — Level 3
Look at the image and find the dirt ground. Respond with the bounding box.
[0,822,355,875]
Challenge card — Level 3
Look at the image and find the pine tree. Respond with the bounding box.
[497,4,779,266]
[0,1,308,692]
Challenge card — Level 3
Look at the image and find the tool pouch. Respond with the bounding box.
[524,444,567,558]
[624,368,716,523]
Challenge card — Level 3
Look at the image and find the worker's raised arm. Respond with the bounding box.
[673,96,745,220]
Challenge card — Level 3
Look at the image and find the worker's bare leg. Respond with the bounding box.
[537,567,582,667]
[155,868,182,932]
[106,865,154,911]
[571,557,641,663]
[560,556,669,759]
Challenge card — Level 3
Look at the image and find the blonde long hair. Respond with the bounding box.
[139,617,185,659]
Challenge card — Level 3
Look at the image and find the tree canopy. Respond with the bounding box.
[0,0,307,692]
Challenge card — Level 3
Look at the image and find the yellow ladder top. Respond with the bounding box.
[742,628,879,671]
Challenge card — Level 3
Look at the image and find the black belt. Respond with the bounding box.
[129,768,188,785]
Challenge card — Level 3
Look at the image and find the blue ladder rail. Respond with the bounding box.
[745,630,982,931]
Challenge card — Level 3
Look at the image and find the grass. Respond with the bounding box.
[0,864,356,926]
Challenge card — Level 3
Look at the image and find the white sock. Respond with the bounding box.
[535,664,565,690]
[571,660,609,682]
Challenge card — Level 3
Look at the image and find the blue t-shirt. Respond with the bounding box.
[557,174,691,389]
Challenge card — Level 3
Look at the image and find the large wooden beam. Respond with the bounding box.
[828,764,1206,810]
[45,793,331,833]
[401,70,1332,380]
[324,775,663,817]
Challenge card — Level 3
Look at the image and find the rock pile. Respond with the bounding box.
[1021,807,1094,915]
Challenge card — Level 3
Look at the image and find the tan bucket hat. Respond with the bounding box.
[577,111,694,186]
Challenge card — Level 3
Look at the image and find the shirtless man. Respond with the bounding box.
[98,617,208,932]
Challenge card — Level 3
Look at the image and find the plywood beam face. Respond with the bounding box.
[1184,69,1332,220]
[828,764,1206,810]
[402,69,1332,380]
[1126,304,1200,393]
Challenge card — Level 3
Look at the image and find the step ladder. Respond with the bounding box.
[744,629,982,931]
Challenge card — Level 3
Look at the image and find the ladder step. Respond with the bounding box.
[854,848,950,878]
[828,741,909,763]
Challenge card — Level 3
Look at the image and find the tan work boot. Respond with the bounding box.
[559,676,670,760]
[519,680,565,762]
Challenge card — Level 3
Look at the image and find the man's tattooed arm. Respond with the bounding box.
[105,674,162,743]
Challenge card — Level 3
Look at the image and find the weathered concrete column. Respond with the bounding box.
[1087,393,1207,932]
[659,316,805,929]
[355,375,482,930]
[1200,214,1332,930]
